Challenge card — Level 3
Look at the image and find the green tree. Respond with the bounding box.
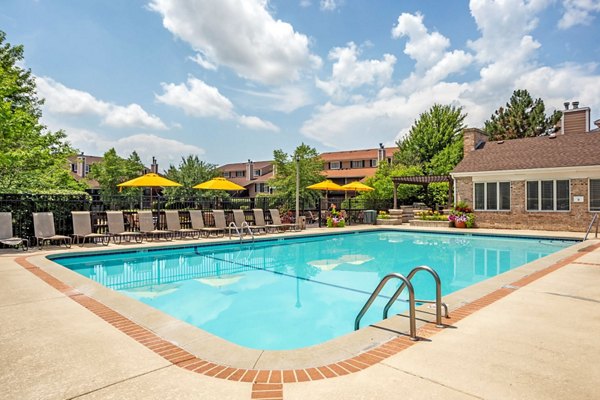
[484,89,562,140]
[163,155,219,199]
[268,143,324,207]
[396,104,466,175]
[88,148,145,204]
[360,163,422,204]
[0,31,84,192]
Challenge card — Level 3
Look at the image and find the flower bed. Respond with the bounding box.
[326,205,346,228]
[448,201,476,228]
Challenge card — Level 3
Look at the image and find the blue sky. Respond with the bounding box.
[2,0,599,168]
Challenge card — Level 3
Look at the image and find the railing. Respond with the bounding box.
[228,221,255,243]
[584,213,599,241]
[355,273,417,340]
[382,265,448,328]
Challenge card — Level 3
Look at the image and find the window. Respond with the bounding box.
[351,160,364,168]
[329,161,341,170]
[255,183,269,193]
[526,180,570,211]
[474,182,510,211]
[85,165,90,174]
[370,159,378,167]
[71,163,77,173]
[235,171,245,177]
[223,172,230,178]
[591,179,600,211]
[254,169,261,177]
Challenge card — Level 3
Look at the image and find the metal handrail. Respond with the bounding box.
[383,265,448,328]
[354,273,417,341]
[584,213,599,241]
[228,221,255,243]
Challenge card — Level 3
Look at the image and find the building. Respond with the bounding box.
[220,160,274,198]
[451,102,600,232]
[320,144,397,185]
[68,153,103,189]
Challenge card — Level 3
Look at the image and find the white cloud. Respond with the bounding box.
[36,76,168,130]
[156,76,280,131]
[238,115,279,132]
[302,1,600,150]
[320,0,341,11]
[239,85,313,113]
[56,125,205,167]
[299,0,311,7]
[189,53,217,70]
[315,42,396,98]
[559,0,600,29]
[149,0,321,85]
[156,76,234,119]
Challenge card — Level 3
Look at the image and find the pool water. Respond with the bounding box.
[53,230,575,350]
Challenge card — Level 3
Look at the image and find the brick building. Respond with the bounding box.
[451,102,600,232]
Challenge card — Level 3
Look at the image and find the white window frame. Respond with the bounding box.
[254,169,261,177]
[351,160,364,168]
[329,161,341,170]
[589,179,600,212]
[370,159,378,167]
[526,179,571,212]
[473,181,511,211]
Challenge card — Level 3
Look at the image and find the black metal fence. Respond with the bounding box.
[0,193,394,242]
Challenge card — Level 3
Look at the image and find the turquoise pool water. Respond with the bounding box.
[53,230,575,350]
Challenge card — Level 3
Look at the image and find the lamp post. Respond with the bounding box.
[295,155,300,227]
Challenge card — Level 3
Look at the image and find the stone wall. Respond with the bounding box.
[455,177,593,232]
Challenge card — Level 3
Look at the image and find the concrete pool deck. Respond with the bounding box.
[1,226,599,399]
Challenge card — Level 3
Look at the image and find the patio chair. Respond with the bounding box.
[306,211,319,225]
[189,210,224,238]
[164,210,201,239]
[232,209,264,235]
[32,212,72,249]
[269,209,299,232]
[138,210,173,241]
[106,211,143,244]
[253,208,281,233]
[0,212,28,251]
[71,211,110,246]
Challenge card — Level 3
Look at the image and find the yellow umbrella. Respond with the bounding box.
[306,179,346,201]
[117,173,181,227]
[341,181,374,192]
[193,177,245,191]
[117,173,182,188]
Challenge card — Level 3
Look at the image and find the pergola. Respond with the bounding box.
[391,175,453,209]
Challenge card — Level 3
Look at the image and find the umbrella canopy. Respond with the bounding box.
[117,173,182,188]
[196,274,244,287]
[193,177,245,191]
[341,181,374,192]
[306,179,346,191]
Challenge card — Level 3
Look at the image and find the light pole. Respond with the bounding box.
[295,155,300,227]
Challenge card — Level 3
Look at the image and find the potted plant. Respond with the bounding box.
[448,201,475,228]
[326,205,346,228]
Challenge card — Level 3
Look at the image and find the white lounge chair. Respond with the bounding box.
[253,208,280,233]
[33,212,72,249]
[106,211,143,244]
[0,212,28,251]
[164,210,201,239]
[71,211,110,246]
[138,210,173,241]
[269,209,299,232]
[189,210,224,237]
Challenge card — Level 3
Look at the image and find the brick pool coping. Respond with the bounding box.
[14,241,599,400]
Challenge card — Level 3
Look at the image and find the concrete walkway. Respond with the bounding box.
[1,232,599,399]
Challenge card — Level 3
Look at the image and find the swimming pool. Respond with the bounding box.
[52,230,575,350]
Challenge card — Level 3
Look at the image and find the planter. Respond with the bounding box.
[409,219,452,228]
[454,220,466,228]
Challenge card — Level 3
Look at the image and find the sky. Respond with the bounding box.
[1,0,600,169]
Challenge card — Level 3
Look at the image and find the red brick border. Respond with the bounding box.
[14,242,600,399]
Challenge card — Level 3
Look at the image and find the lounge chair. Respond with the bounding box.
[189,210,224,238]
[32,212,72,249]
[71,211,110,246]
[164,210,201,239]
[138,211,173,241]
[253,208,280,233]
[232,209,264,235]
[106,211,143,244]
[0,212,28,251]
[269,209,300,232]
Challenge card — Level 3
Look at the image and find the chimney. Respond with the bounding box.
[150,156,158,173]
[560,101,590,134]
[246,159,254,181]
[463,128,487,155]
[564,102,570,110]
[377,143,386,163]
[76,152,85,178]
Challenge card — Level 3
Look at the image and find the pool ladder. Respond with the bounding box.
[584,213,599,240]
[354,266,449,341]
[228,221,255,243]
